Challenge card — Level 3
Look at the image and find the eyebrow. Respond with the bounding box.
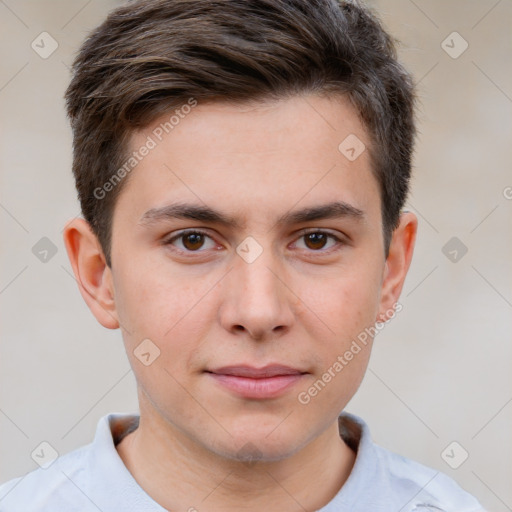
[139,200,365,228]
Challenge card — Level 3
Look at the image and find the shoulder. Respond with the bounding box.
[0,444,93,512]
[373,442,485,511]
[0,412,140,512]
[336,413,486,512]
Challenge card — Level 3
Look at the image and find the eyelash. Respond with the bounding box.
[163,228,345,255]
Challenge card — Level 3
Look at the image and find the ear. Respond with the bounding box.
[376,211,417,323]
[63,218,119,329]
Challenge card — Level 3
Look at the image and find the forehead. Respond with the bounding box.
[115,94,381,230]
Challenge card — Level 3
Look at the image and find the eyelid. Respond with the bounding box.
[297,227,344,238]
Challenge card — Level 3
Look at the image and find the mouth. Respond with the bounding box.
[205,365,308,399]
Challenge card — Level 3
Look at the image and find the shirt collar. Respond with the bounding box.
[86,412,166,511]
[87,411,372,511]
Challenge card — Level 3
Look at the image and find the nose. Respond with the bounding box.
[218,248,295,341]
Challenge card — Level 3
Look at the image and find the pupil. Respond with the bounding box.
[306,233,326,250]
[184,233,204,250]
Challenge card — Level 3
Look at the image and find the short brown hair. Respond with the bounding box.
[65,0,416,267]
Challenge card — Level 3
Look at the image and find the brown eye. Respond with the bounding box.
[166,230,217,252]
[304,232,328,250]
[294,230,342,252]
[182,232,205,251]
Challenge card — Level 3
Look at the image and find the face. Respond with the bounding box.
[68,94,415,462]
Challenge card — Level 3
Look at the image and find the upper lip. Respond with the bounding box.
[207,365,306,378]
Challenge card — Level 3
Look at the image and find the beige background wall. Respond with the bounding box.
[1,1,510,510]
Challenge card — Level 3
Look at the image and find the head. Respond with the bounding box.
[64,0,417,461]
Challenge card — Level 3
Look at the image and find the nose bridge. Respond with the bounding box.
[219,242,294,338]
[238,254,281,304]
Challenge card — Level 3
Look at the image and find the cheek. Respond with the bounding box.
[298,264,382,343]
[113,258,216,348]
[114,265,215,400]
[294,271,379,414]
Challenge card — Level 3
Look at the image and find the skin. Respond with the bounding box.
[63,93,417,511]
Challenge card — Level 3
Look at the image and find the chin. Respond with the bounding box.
[205,417,310,464]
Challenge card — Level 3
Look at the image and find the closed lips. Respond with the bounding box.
[206,365,306,378]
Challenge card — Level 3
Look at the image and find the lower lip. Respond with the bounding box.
[207,373,304,399]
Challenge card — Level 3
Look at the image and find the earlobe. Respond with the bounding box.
[63,218,120,329]
[376,212,418,323]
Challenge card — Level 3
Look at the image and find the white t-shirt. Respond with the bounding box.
[0,412,485,511]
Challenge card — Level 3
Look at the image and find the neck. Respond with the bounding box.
[116,406,356,511]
